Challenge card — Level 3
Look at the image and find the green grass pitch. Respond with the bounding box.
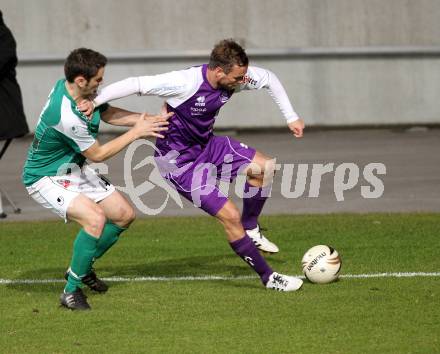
[0,214,439,353]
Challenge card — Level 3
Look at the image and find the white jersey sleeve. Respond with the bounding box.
[54,96,96,152]
[237,66,299,123]
[94,69,198,107]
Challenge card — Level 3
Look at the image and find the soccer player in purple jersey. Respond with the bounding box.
[84,39,305,291]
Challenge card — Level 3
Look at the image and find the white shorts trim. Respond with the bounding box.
[26,165,115,221]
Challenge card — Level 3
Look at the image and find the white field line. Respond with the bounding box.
[0,272,439,285]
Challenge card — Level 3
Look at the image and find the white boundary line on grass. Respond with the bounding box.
[0,272,439,285]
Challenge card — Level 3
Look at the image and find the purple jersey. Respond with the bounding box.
[155,65,234,164]
[93,64,299,215]
[95,64,299,163]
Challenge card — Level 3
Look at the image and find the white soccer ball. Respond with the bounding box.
[301,245,342,284]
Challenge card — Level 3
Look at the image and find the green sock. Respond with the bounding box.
[65,229,99,293]
[94,222,126,260]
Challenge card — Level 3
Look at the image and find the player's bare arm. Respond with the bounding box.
[100,105,170,127]
[82,112,172,162]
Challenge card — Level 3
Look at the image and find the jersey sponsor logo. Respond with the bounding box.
[195,96,206,106]
[190,107,207,116]
[56,196,64,206]
[190,107,207,113]
[71,125,90,138]
[220,92,229,103]
[56,179,72,189]
[191,96,207,116]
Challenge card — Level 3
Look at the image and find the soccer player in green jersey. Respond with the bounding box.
[22,48,171,310]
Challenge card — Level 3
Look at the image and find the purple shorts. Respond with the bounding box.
[156,136,256,216]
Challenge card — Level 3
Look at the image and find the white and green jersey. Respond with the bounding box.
[22,79,108,186]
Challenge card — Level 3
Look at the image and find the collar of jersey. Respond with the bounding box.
[60,79,91,123]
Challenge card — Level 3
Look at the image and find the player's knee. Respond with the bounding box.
[110,201,136,227]
[222,206,242,226]
[263,157,276,175]
[120,205,136,227]
[85,207,106,236]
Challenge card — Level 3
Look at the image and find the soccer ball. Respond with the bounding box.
[301,245,342,284]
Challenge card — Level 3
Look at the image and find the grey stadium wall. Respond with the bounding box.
[2,0,440,132]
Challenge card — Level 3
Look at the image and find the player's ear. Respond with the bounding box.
[74,75,88,88]
[215,67,226,79]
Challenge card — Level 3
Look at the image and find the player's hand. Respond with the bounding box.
[288,118,305,138]
[77,99,95,118]
[133,112,173,139]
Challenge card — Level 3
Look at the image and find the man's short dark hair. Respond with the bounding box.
[64,48,107,83]
[208,39,249,74]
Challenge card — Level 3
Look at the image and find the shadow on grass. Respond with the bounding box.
[6,253,284,293]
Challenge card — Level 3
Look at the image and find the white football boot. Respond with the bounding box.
[265,272,303,292]
[246,225,279,254]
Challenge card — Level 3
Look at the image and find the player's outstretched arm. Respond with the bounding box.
[78,71,187,117]
[76,77,144,117]
[82,112,172,162]
[240,67,304,138]
[100,106,153,127]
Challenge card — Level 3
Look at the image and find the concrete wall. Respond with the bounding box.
[2,0,440,131]
[4,0,440,51]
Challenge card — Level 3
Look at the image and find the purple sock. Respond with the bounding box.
[241,182,271,230]
[229,234,273,285]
